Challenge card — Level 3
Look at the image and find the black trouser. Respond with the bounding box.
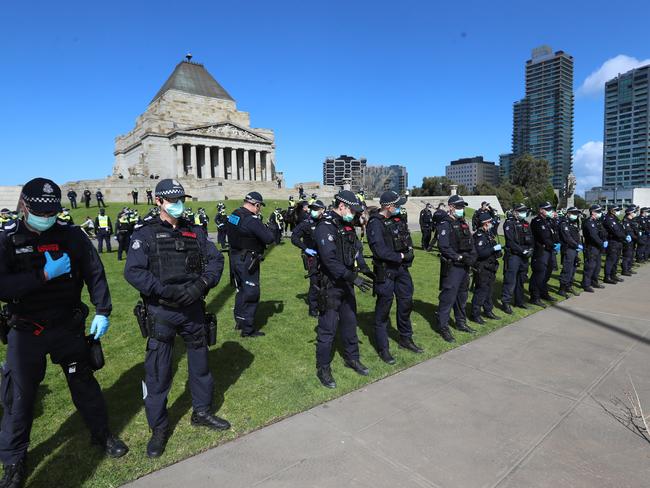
[604,241,622,277]
[437,264,470,329]
[316,282,359,368]
[231,251,262,334]
[622,243,634,273]
[132,195,138,205]
[144,303,213,431]
[373,266,413,353]
[0,321,109,464]
[421,226,431,250]
[147,195,153,205]
[97,230,112,253]
[582,246,601,287]
[84,198,91,208]
[559,248,577,287]
[217,229,227,249]
[529,249,552,299]
[471,267,496,316]
[117,233,130,260]
[636,235,648,261]
[97,198,106,208]
[69,198,77,209]
[501,253,528,306]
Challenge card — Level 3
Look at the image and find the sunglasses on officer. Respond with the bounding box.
[158,196,186,204]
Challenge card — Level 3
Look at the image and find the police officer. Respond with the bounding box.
[469,211,502,324]
[367,191,422,364]
[146,187,154,205]
[603,205,626,284]
[431,202,447,248]
[124,178,229,458]
[472,201,491,231]
[0,209,13,231]
[214,203,228,249]
[95,208,113,253]
[131,188,139,205]
[0,178,128,486]
[557,207,582,297]
[115,211,133,261]
[529,202,558,307]
[501,203,533,314]
[581,204,608,292]
[57,207,74,225]
[194,208,209,232]
[419,203,434,250]
[291,199,326,317]
[226,192,275,337]
[621,205,638,276]
[436,195,477,343]
[269,208,284,244]
[313,191,373,388]
[95,189,106,208]
[67,189,78,209]
[635,207,649,262]
[83,188,92,208]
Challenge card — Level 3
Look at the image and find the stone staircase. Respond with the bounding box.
[0,186,21,211]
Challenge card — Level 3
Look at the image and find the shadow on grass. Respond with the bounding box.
[256,301,284,331]
[355,310,401,353]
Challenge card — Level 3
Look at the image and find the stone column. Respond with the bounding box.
[243,150,250,181]
[204,146,211,179]
[231,148,237,180]
[176,144,184,177]
[265,152,273,181]
[254,151,261,181]
[190,145,197,177]
[217,147,225,178]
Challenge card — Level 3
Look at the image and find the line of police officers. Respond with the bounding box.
[1,176,649,486]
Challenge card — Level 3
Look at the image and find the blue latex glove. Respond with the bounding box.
[43,251,71,281]
[90,315,110,339]
[577,244,584,252]
[553,243,561,252]
[626,235,632,243]
[493,244,502,252]
[603,240,609,249]
[305,248,318,256]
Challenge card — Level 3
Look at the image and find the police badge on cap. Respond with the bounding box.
[21,178,62,214]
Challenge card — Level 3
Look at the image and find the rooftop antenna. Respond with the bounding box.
[185,52,193,62]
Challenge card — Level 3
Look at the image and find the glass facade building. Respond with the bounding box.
[511,46,574,189]
[602,65,650,189]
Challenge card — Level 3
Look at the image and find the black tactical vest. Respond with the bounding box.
[335,222,358,268]
[6,223,82,316]
[450,219,473,252]
[515,219,533,246]
[226,208,265,253]
[146,220,205,286]
[379,215,412,253]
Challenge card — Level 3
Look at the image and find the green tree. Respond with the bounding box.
[411,177,468,196]
[495,181,525,211]
[474,182,497,196]
[510,154,552,200]
[574,195,586,209]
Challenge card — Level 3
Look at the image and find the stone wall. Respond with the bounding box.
[0,186,22,211]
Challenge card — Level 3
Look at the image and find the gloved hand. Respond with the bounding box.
[401,248,415,263]
[577,244,584,252]
[305,248,318,257]
[352,275,373,293]
[359,267,376,281]
[89,315,110,340]
[176,278,209,306]
[43,251,71,281]
[603,240,609,249]
[626,235,632,243]
[493,244,502,252]
[553,243,561,253]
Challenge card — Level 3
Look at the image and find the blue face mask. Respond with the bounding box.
[518,212,527,220]
[164,201,184,218]
[454,209,464,218]
[26,212,57,232]
[310,210,320,219]
[342,212,355,222]
[569,214,578,221]
[391,207,401,216]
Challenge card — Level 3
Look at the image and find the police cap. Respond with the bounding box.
[608,205,621,211]
[477,211,493,224]
[334,190,363,212]
[309,199,326,210]
[566,206,581,214]
[21,177,62,214]
[513,203,528,212]
[155,179,191,199]
[447,195,468,207]
[244,191,266,206]
[625,205,637,214]
[539,201,553,210]
[379,190,407,207]
[589,204,602,213]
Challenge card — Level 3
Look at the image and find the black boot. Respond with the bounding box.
[530,298,546,307]
[541,294,557,302]
[0,457,25,488]
[241,330,265,338]
[515,302,529,309]
[398,337,424,353]
[614,275,624,282]
[191,411,231,431]
[501,302,513,315]
[378,349,396,364]
[91,430,129,458]
[439,327,456,343]
[483,310,500,320]
[593,281,605,288]
[146,428,169,458]
[622,271,632,276]
[344,359,369,376]
[603,276,617,284]
[454,321,475,334]
[469,314,485,325]
[557,285,568,298]
[317,366,336,388]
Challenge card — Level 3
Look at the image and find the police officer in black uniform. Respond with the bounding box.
[225,192,275,337]
[558,207,583,297]
[436,195,477,343]
[602,205,626,284]
[501,203,533,314]
[124,178,229,458]
[313,190,373,388]
[469,211,502,324]
[581,204,607,292]
[419,203,433,251]
[95,189,106,208]
[621,205,638,276]
[367,191,423,365]
[83,188,92,208]
[0,178,128,487]
[636,207,649,262]
[67,189,78,209]
[529,202,558,307]
[115,211,133,261]
[214,203,228,249]
[291,199,326,317]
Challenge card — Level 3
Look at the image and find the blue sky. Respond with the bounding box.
[1,0,649,195]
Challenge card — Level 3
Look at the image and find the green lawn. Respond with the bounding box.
[2,202,589,487]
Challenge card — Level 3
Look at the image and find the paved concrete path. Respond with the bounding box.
[127,265,650,488]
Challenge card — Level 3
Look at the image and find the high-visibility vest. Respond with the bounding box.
[98,215,109,229]
[194,214,202,225]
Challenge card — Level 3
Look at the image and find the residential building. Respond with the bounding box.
[499,153,514,181]
[323,155,367,191]
[445,156,499,192]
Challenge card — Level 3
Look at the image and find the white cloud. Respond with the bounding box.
[578,55,650,96]
[573,141,603,195]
